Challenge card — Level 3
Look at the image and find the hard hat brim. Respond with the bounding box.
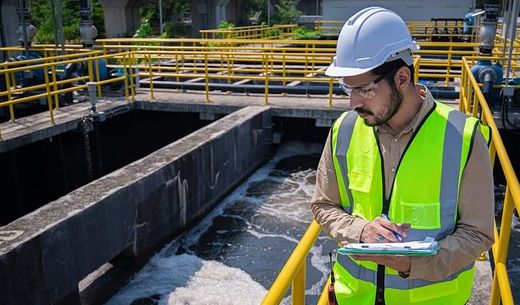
[325,49,417,77]
[325,63,373,77]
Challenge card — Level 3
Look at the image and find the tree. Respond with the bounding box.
[274,0,302,24]
[30,0,105,43]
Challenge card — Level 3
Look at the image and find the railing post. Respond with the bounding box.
[491,186,515,305]
[148,53,155,99]
[204,52,209,103]
[264,54,269,105]
[51,58,59,109]
[292,262,306,305]
[129,52,137,102]
[446,44,452,87]
[123,53,130,102]
[43,64,55,125]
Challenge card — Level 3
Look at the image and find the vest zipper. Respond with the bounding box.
[371,103,436,305]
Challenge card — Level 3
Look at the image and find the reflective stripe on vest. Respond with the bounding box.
[331,111,358,213]
[337,254,474,289]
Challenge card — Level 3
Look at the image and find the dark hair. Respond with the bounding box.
[371,59,414,88]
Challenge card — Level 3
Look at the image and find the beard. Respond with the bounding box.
[360,84,403,127]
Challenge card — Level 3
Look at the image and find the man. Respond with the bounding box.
[311,7,494,305]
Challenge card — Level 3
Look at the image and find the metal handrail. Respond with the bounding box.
[459,56,519,305]
[0,52,135,139]
[261,220,322,305]
[199,24,298,40]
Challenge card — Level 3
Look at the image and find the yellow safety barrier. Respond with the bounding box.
[261,220,321,305]
[96,38,488,85]
[0,51,135,139]
[459,56,518,305]
[314,20,480,42]
[133,49,337,105]
[3,36,520,138]
[200,24,298,40]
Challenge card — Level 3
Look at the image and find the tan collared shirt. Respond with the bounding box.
[311,85,495,281]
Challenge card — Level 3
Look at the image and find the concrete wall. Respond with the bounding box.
[100,0,140,37]
[0,106,272,305]
[0,0,18,53]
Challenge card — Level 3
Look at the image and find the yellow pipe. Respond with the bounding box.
[148,54,155,99]
[42,65,55,125]
[51,59,60,109]
[317,278,331,305]
[264,54,269,105]
[261,221,321,305]
[123,54,130,102]
[291,262,306,305]
[204,53,209,103]
[495,263,514,305]
[129,52,136,102]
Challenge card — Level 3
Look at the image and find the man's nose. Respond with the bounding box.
[348,93,364,109]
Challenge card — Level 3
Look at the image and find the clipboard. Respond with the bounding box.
[338,237,439,256]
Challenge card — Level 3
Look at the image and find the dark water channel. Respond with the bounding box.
[0,110,211,226]
[105,142,337,305]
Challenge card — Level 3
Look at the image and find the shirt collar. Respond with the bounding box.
[375,84,435,136]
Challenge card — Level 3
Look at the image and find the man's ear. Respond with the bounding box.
[394,66,411,90]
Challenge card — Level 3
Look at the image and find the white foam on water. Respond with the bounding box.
[166,259,266,305]
[105,141,331,304]
[105,254,266,305]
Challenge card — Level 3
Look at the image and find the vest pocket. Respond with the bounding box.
[398,201,441,229]
[348,170,372,193]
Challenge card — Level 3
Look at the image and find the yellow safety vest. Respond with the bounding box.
[330,102,488,305]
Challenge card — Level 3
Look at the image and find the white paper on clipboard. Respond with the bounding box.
[338,237,439,256]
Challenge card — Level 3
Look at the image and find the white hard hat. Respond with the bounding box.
[325,7,420,77]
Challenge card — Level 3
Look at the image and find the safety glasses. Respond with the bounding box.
[339,68,394,99]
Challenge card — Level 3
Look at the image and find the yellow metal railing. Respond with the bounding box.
[262,56,520,305]
[3,37,520,139]
[95,38,487,86]
[0,51,135,139]
[199,24,298,40]
[314,20,343,36]
[261,220,322,305]
[133,48,337,106]
[314,20,480,42]
[460,56,519,305]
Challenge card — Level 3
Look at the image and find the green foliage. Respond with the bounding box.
[274,0,302,24]
[133,18,153,38]
[293,26,320,40]
[218,21,235,29]
[217,21,237,39]
[265,28,280,38]
[138,0,190,37]
[30,0,104,43]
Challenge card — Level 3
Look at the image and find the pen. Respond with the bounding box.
[382,214,403,241]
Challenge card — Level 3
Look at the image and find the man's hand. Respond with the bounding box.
[360,216,410,243]
[340,217,412,273]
